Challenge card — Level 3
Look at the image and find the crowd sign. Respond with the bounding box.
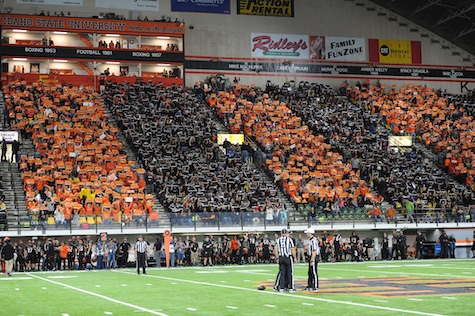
[310,36,366,62]
[238,0,294,17]
[172,0,230,14]
[251,33,309,59]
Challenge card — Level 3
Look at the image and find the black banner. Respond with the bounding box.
[2,45,184,63]
[185,59,475,80]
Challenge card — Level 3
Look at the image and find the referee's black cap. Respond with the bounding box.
[281,228,289,234]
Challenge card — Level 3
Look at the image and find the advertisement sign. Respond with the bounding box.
[251,33,309,59]
[17,0,83,5]
[238,0,294,17]
[96,0,159,11]
[0,14,184,36]
[369,39,422,64]
[310,36,366,62]
[172,0,230,14]
[0,131,19,142]
[2,45,185,63]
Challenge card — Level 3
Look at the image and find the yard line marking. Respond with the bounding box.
[26,273,169,316]
[302,303,314,306]
[264,304,276,308]
[0,277,32,281]
[48,276,77,279]
[115,271,444,316]
[226,306,238,309]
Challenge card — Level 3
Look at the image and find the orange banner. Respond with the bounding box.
[164,230,171,268]
[0,14,185,36]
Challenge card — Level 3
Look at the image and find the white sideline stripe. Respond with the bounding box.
[26,273,168,316]
[115,271,444,316]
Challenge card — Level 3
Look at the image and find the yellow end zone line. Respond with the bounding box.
[114,270,445,316]
[26,273,168,316]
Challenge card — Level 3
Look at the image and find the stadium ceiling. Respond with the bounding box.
[366,0,475,59]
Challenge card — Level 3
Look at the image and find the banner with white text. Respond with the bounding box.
[310,36,366,62]
[251,33,309,59]
[17,0,83,5]
[95,0,159,11]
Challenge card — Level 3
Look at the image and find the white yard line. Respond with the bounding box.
[316,267,473,279]
[115,271,445,316]
[26,273,168,316]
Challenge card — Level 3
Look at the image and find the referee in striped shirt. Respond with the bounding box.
[274,228,297,292]
[135,235,148,275]
[305,228,320,292]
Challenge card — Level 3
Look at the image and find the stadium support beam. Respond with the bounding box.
[454,22,475,41]
[435,2,475,26]
[413,0,442,15]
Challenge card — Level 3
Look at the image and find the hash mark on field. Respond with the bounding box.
[42,287,47,290]
[104,312,113,315]
[264,304,276,308]
[121,284,127,287]
[226,306,238,309]
[146,283,153,286]
[220,280,227,283]
[15,288,20,291]
[171,282,177,285]
[408,298,424,301]
[243,280,251,282]
[462,272,472,274]
[302,303,314,306]
[61,314,70,316]
[96,285,101,288]
[186,308,197,311]
[374,300,388,303]
[442,297,456,300]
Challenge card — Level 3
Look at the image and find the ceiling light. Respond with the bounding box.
[106,34,120,37]
[157,63,171,66]
[12,58,28,61]
[53,59,68,63]
[53,31,68,35]
[106,61,120,64]
[12,29,27,33]
[156,36,170,39]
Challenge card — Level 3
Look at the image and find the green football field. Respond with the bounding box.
[2,259,475,316]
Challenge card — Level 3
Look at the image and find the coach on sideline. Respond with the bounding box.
[274,228,297,292]
[304,228,320,292]
[135,235,148,275]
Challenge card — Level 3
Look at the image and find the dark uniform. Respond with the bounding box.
[274,229,296,292]
[415,231,425,259]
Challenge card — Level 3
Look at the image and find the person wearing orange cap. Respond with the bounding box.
[1,237,15,277]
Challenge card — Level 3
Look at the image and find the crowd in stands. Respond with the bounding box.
[104,81,287,227]
[208,79,475,224]
[0,176,6,230]
[3,80,158,229]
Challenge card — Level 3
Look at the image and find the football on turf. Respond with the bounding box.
[257,285,266,290]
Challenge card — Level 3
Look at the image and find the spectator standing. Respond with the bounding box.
[274,228,297,293]
[333,231,342,262]
[153,237,162,268]
[118,237,131,268]
[381,232,390,260]
[1,237,15,276]
[391,231,400,260]
[175,237,185,267]
[405,199,416,223]
[11,139,19,163]
[304,228,319,293]
[135,235,148,274]
[96,239,105,270]
[439,231,450,259]
[398,230,407,260]
[449,235,456,258]
[296,234,305,263]
[190,236,199,266]
[1,139,7,162]
[169,237,175,267]
[106,239,117,269]
[415,230,425,260]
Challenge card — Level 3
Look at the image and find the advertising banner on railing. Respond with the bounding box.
[368,39,422,64]
[251,33,309,59]
[172,0,230,14]
[238,0,294,17]
[16,0,83,5]
[310,36,367,62]
[0,14,184,36]
[95,0,159,11]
